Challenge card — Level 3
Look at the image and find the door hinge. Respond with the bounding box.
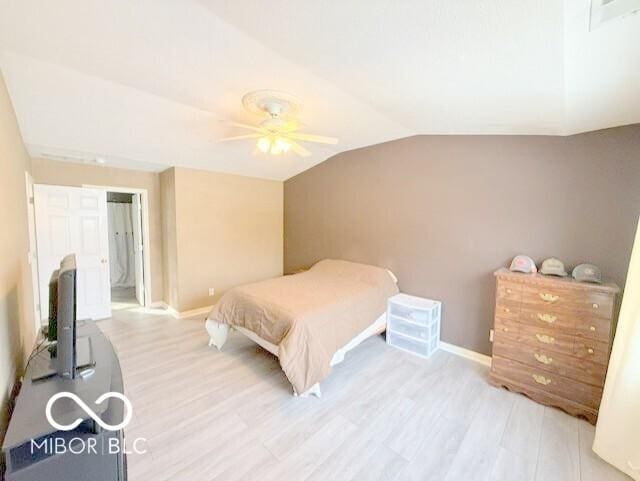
[29,196,34,204]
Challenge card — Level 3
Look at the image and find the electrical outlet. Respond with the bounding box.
[208,287,215,296]
[489,329,494,342]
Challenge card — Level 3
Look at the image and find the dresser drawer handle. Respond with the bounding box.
[592,303,599,309]
[587,348,594,354]
[589,326,596,332]
[534,353,553,365]
[504,307,511,313]
[535,334,555,344]
[537,313,557,324]
[539,293,559,302]
[532,374,552,385]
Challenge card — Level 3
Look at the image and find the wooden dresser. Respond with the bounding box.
[489,268,619,424]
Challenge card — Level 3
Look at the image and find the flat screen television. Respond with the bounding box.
[47,253,78,379]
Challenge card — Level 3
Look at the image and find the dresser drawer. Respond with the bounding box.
[496,281,522,302]
[574,338,610,365]
[578,291,615,317]
[492,338,607,386]
[495,300,520,322]
[521,285,614,316]
[519,307,575,330]
[521,284,572,310]
[494,317,575,356]
[574,316,612,342]
[516,322,575,356]
[493,316,521,337]
[491,356,603,409]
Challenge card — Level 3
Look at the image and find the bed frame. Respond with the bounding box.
[205,313,387,398]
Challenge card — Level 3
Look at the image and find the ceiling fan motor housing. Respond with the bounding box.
[242,89,301,119]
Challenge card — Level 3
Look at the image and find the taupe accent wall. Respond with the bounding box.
[31,158,165,303]
[0,70,35,437]
[161,167,283,312]
[284,125,640,355]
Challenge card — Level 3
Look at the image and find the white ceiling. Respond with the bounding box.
[0,0,638,180]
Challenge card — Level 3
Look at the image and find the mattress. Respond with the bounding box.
[207,259,399,393]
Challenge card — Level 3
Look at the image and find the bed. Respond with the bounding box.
[204,259,399,397]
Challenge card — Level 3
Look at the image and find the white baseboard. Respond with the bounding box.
[167,305,213,319]
[439,341,492,367]
[149,301,169,309]
[148,301,211,319]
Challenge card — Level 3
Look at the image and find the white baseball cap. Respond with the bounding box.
[509,255,537,273]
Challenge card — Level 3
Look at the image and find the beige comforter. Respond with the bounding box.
[207,259,399,393]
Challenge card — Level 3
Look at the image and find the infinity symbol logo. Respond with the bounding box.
[45,392,133,432]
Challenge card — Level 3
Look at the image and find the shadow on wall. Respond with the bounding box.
[1,278,28,453]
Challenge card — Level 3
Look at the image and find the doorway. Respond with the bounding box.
[107,192,141,309]
[85,184,152,312]
[32,183,152,321]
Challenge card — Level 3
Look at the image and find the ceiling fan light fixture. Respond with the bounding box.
[257,135,291,155]
[221,90,338,157]
[274,137,291,153]
[257,136,272,153]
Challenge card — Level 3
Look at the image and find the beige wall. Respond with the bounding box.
[284,125,640,355]
[160,168,178,309]
[162,167,283,312]
[0,71,35,438]
[31,158,164,303]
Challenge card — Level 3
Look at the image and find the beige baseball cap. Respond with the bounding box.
[540,257,568,277]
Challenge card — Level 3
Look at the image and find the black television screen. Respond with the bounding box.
[47,269,59,342]
[51,254,78,379]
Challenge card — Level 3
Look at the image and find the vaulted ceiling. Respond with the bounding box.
[0,1,638,180]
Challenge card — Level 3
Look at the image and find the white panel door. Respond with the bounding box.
[34,184,111,321]
[132,193,145,306]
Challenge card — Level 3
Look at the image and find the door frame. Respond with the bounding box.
[84,184,153,307]
[25,172,41,331]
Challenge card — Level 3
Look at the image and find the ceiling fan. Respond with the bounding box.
[218,90,338,157]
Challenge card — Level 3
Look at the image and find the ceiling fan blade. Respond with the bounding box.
[223,120,268,134]
[286,132,339,145]
[216,133,262,142]
[289,141,311,157]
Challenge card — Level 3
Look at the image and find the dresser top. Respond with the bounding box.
[494,268,620,293]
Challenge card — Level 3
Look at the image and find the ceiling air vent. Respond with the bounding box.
[590,0,640,29]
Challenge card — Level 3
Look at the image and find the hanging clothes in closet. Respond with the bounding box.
[107,201,135,287]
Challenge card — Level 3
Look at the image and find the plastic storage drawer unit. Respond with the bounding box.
[386,293,441,359]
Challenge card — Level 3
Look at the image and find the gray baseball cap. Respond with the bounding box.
[572,263,602,283]
[540,257,568,277]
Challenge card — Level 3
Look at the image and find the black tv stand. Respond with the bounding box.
[2,321,127,481]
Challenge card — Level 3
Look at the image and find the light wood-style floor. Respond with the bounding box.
[97,307,630,481]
